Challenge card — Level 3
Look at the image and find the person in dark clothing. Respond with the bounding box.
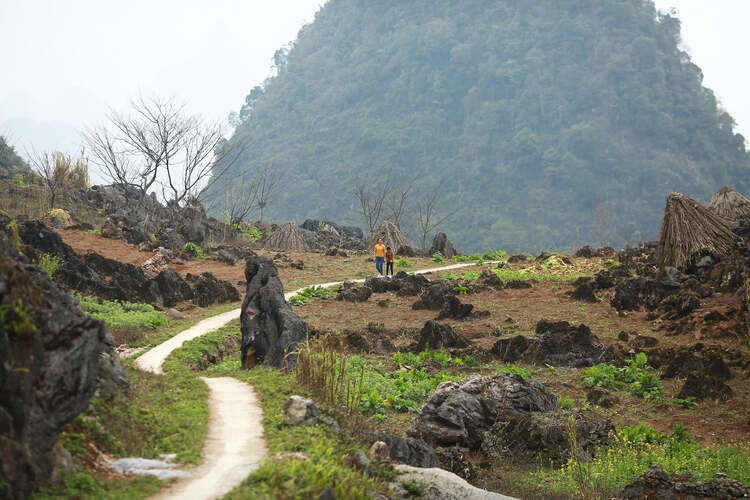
[385,246,395,276]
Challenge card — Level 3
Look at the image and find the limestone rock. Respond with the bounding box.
[282,395,318,425]
[417,320,469,351]
[429,232,457,259]
[408,373,557,449]
[241,255,308,369]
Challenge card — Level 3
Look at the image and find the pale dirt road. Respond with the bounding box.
[133,260,494,499]
[149,377,267,500]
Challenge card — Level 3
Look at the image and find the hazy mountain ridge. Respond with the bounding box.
[209,0,750,252]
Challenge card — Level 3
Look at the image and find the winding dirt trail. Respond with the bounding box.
[133,260,494,499]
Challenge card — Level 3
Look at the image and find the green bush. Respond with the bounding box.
[36,253,61,278]
[236,222,262,242]
[76,295,166,330]
[581,353,661,400]
[558,397,575,410]
[182,242,206,259]
[431,253,445,263]
[289,285,336,306]
[395,257,413,267]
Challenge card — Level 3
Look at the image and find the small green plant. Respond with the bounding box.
[581,353,661,400]
[8,220,22,253]
[558,397,575,410]
[11,174,28,187]
[0,299,36,337]
[671,396,698,408]
[47,208,71,226]
[495,364,532,379]
[236,222,262,242]
[395,258,413,267]
[289,285,335,306]
[85,228,101,234]
[482,250,508,260]
[402,479,423,496]
[453,285,469,294]
[431,253,445,263]
[36,253,61,278]
[59,432,87,456]
[182,242,206,259]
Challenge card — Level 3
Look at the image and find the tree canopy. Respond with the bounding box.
[208,0,750,252]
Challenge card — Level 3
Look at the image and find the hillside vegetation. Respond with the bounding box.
[209,0,750,251]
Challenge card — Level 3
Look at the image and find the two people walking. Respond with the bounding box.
[374,238,395,276]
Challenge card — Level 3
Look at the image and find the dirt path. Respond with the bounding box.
[132,260,492,499]
[150,377,267,500]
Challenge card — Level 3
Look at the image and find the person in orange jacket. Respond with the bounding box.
[385,246,395,276]
[374,238,386,276]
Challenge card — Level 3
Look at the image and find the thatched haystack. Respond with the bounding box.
[705,185,750,222]
[657,193,737,270]
[264,221,310,252]
[372,221,412,251]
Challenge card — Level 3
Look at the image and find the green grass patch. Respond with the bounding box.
[394,258,413,267]
[533,426,750,497]
[581,352,662,400]
[289,285,336,306]
[76,295,166,330]
[32,473,162,500]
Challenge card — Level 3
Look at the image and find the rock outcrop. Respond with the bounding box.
[241,255,308,370]
[408,373,557,449]
[368,432,439,468]
[618,465,750,499]
[417,320,469,351]
[429,232,457,259]
[0,216,127,499]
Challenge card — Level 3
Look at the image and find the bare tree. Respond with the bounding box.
[28,150,88,209]
[223,178,259,227]
[352,175,391,244]
[415,183,457,250]
[386,176,416,230]
[256,163,280,223]
[85,95,244,207]
[594,201,614,247]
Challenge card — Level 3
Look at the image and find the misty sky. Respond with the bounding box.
[1,0,748,155]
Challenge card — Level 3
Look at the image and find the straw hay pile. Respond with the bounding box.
[705,185,750,222]
[657,193,736,270]
[264,221,310,252]
[373,220,412,251]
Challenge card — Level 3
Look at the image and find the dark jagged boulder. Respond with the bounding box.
[364,275,401,293]
[393,271,430,297]
[507,254,528,263]
[586,387,620,408]
[186,272,240,307]
[535,320,611,367]
[437,295,474,320]
[658,291,701,320]
[241,255,308,370]
[153,269,193,307]
[416,320,469,351]
[618,465,750,499]
[569,278,598,302]
[408,373,557,449]
[656,345,733,381]
[575,246,599,258]
[677,373,734,402]
[412,282,452,310]
[429,232,457,259]
[478,270,504,288]
[506,279,532,289]
[611,277,676,311]
[336,282,372,302]
[368,432,439,468]
[490,335,545,364]
[0,218,127,499]
[481,409,613,463]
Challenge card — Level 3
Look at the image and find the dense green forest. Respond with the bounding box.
[208,0,750,252]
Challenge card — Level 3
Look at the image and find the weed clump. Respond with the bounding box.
[76,295,166,330]
[582,353,661,400]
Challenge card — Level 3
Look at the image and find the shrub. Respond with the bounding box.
[582,353,661,400]
[453,285,468,294]
[47,208,71,226]
[182,242,206,259]
[431,253,444,263]
[289,285,335,306]
[236,222,262,242]
[36,253,61,278]
[395,257,413,267]
[482,250,508,260]
[76,295,166,330]
[558,397,575,410]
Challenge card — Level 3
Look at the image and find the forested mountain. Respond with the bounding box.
[0,136,31,180]
[208,0,750,252]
